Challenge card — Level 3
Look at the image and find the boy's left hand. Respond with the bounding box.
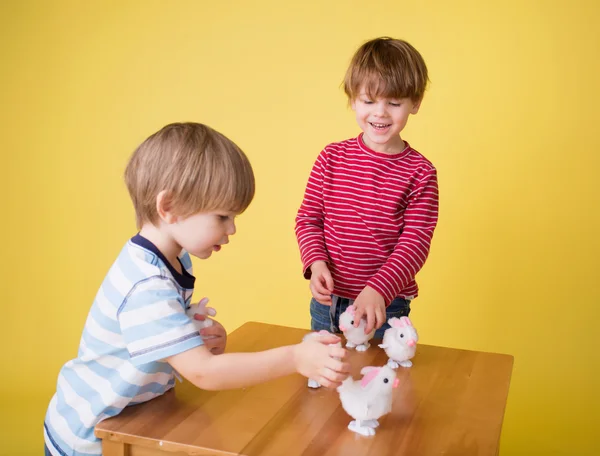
[352,286,386,335]
[194,316,227,355]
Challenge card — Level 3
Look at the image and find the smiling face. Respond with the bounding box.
[351,91,421,154]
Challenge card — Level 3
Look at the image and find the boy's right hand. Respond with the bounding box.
[293,333,349,388]
[309,261,334,304]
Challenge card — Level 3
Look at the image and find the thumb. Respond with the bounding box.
[314,333,341,345]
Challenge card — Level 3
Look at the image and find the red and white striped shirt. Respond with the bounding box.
[295,134,439,304]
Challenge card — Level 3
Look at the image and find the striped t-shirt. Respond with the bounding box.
[295,134,439,303]
[44,235,203,456]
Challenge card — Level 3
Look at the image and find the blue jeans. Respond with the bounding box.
[310,295,411,340]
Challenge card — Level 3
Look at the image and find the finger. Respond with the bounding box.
[353,307,364,327]
[326,358,350,375]
[194,314,206,321]
[375,307,386,330]
[315,333,341,346]
[328,346,347,360]
[310,285,332,304]
[365,308,375,334]
[322,270,334,292]
[313,280,332,298]
[320,367,348,385]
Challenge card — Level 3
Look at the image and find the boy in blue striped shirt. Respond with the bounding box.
[44,122,349,456]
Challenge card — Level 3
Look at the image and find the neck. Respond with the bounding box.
[139,223,182,273]
[363,134,405,155]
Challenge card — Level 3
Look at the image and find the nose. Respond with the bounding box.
[393,378,399,388]
[227,219,236,236]
[374,100,387,116]
[407,339,416,347]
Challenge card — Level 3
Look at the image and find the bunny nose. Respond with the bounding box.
[407,339,416,347]
[339,325,347,332]
[393,378,399,388]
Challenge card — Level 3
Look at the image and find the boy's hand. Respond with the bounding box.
[309,261,334,305]
[195,316,227,355]
[353,286,386,335]
[293,333,349,388]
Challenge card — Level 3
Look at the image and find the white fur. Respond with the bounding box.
[379,317,418,369]
[337,365,397,436]
[339,306,374,351]
[186,297,217,332]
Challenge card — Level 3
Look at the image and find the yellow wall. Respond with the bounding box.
[2,0,599,454]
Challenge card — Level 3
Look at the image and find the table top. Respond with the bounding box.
[95,321,513,456]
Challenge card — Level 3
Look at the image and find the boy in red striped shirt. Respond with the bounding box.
[295,37,439,339]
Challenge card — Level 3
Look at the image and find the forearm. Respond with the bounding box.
[172,345,297,391]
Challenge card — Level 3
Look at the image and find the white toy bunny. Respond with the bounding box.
[337,365,399,436]
[379,316,418,368]
[186,297,217,337]
[303,330,342,388]
[339,305,374,352]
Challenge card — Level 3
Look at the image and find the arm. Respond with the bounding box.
[295,150,330,279]
[367,167,439,303]
[167,333,349,390]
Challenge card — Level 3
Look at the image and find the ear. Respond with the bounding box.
[156,190,177,224]
[411,99,422,115]
[400,316,413,327]
[351,98,357,111]
[389,317,402,328]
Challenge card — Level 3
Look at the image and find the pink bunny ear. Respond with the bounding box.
[347,306,356,316]
[400,316,413,327]
[198,297,210,308]
[360,367,380,388]
[389,317,402,328]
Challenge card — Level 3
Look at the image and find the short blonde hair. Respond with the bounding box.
[125,122,255,228]
[343,37,429,103]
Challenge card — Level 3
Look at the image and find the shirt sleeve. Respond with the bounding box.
[117,276,203,366]
[295,148,330,278]
[367,166,439,303]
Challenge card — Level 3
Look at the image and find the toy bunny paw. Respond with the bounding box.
[346,341,357,349]
[348,420,376,436]
[387,359,400,369]
[399,360,413,368]
[356,342,370,352]
[307,379,321,389]
[363,419,380,428]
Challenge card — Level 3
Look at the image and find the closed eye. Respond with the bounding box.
[389,102,401,107]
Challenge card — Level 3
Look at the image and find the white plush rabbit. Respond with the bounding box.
[303,330,342,388]
[339,305,374,352]
[186,297,217,332]
[337,365,399,436]
[379,316,418,368]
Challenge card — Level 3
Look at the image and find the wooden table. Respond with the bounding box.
[96,322,513,456]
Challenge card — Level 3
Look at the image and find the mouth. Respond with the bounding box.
[369,122,391,131]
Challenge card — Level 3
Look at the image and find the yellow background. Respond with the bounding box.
[2,1,599,454]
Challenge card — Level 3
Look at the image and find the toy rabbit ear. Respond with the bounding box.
[400,316,413,327]
[360,367,380,388]
[205,307,217,317]
[389,317,402,328]
[198,297,210,308]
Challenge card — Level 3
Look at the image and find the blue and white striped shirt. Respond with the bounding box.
[44,235,203,456]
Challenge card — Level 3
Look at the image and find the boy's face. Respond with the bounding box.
[351,91,421,154]
[170,211,237,259]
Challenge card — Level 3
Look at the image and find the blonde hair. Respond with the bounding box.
[343,37,429,103]
[125,122,255,228]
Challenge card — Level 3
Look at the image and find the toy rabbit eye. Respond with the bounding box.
[400,333,404,338]
[383,378,389,383]
[350,320,354,325]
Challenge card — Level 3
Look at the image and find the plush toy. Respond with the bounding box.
[186,297,217,335]
[339,305,374,351]
[303,330,342,388]
[337,365,399,436]
[379,317,418,368]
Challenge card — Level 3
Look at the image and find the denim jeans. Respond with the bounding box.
[310,295,411,340]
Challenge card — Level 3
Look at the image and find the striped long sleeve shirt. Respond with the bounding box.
[295,134,439,304]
